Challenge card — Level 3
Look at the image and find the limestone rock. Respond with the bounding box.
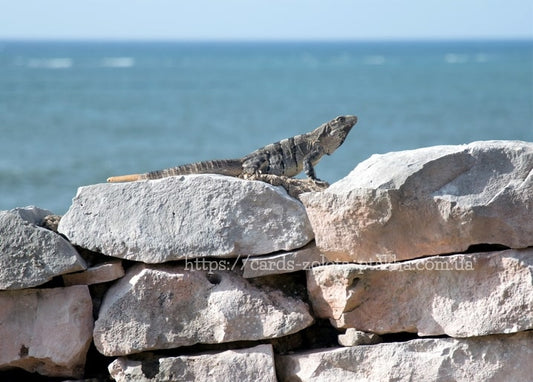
[94,264,314,356]
[276,331,533,382]
[301,140,533,262]
[58,175,313,263]
[62,260,125,286]
[108,344,276,382]
[242,242,326,278]
[8,205,51,226]
[0,206,86,290]
[0,285,93,378]
[307,249,533,336]
[337,328,382,346]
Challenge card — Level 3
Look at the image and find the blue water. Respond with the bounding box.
[1,40,532,213]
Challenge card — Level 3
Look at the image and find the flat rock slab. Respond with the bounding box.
[242,242,326,278]
[0,206,86,290]
[94,264,314,356]
[62,260,125,286]
[301,140,533,262]
[307,248,533,336]
[0,285,93,378]
[108,344,276,382]
[58,175,313,263]
[276,331,533,382]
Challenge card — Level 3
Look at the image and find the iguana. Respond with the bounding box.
[107,116,357,188]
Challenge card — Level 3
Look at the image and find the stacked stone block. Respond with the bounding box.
[0,140,531,381]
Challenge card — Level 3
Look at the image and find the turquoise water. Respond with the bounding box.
[1,40,532,213]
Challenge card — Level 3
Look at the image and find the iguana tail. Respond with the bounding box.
[107,173,144,182]
[107,159,244,182]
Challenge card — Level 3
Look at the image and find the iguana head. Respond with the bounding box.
[317,115,358,154]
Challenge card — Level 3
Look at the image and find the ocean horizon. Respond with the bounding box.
[1,39,532,213]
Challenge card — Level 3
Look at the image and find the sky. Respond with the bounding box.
[0,0,532,41]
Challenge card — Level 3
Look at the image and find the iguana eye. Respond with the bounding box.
[336,116,346,123]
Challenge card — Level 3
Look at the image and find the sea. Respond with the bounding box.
[0,40,532,213]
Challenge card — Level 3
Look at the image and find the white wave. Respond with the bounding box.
[444,53,469,64]
[363,55,386,65]
[27,58,73,69]
[475,53,489,63]
[330,53,351,65]
[100,57,135,68]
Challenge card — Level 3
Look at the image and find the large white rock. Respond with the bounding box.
[0,206,86,290]
[58,175,314,263]
[307,248,533,336]
[276,331,533,382]
[301,140,533,262]
[108,344,276,382]
[94,264,314,356]
[0,285,93,378]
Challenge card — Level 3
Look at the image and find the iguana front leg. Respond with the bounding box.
[303,147,325,182]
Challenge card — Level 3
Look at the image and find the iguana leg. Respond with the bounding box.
[303,148,324,182]
[242,153,270,177]
[252,174,328,199]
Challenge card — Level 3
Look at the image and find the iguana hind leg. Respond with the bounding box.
[250,174,329,200]
[241,153,270,177]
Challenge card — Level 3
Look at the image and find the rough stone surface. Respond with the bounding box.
[307,248,533,336]
[62,260,125,286]
[0,206,86,290]
[108,344,276,382]
[276,331,533,382]
[301,140,533,262]
[242,242,326,278]
[337,328,382,346]
[94,264,314,356]
[0,285,94,378]
[58,175,314,263]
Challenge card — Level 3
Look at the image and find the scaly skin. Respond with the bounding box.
[107,115,357,183]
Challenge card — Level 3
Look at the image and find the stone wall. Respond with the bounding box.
[0,140,531,381]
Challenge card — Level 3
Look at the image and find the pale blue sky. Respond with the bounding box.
[0,0,532,40]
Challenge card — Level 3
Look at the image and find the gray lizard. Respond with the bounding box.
[107,115,357,184]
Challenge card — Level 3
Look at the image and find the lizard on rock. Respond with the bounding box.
[107,115,357,195]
